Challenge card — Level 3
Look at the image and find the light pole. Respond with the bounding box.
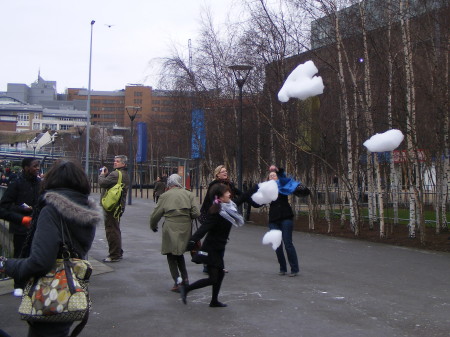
[50,132,58,161]
[126,106,141,205]
[28,139,38,156]
[76,125,85,161]
[229,64,253,193]
[85,20,95,174]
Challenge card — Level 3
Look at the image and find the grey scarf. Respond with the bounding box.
[219,201,244,227]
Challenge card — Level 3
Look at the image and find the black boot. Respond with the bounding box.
[209,301,227,308]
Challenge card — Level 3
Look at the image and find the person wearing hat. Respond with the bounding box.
[150,174,200,292]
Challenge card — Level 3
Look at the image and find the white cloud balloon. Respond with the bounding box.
[278,60,324,102]
[262,229,282,250]
[363,129,404,152]
[251,180,278,205]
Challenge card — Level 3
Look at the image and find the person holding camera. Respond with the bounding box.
[98,155,130,262]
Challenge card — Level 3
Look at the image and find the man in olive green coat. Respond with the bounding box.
[99,155,130,262]
[150,174,200,291]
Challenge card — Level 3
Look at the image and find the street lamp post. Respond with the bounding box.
[85,20,95,174]
[50,132,58,161]
[28,139,38,157]
[126,106,141,205]
[229,64,253,194]
[76,126,85,161]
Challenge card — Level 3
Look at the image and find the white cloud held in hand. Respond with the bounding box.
[262,229,282,250]
[278,60,324,102]
[251,180,278,205]
[363,129,404,152]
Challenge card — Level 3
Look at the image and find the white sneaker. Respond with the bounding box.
[13,288,23,297]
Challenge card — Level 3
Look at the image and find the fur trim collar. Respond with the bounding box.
[44,191,104,227]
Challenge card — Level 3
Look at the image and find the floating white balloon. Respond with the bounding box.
[363,129,404,152]
[278,60,324,102]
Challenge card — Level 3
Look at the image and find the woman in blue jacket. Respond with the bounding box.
[268,165,310,277]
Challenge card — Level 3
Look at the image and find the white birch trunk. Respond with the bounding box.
[335,13,358,233]
[440,40,450,232]
[400,0,419,238]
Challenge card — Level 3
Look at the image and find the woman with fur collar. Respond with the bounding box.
[0,160,103,337]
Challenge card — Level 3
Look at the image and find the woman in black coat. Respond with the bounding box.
[0,160,103,337]
[180,183,245,307]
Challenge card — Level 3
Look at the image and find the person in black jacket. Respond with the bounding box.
[268,165,310,277]
[180,183,245,308]
[199,165,242,222]
[0,159,103,337]
[0,157,41,296]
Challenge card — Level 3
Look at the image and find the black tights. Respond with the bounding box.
[186,266,225,304]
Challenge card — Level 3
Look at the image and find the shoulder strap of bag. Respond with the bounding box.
[116,169,123,185]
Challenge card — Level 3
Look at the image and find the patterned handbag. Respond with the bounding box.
[18,219,92,324]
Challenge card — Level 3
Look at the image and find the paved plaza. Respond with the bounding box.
[1,195,449,337]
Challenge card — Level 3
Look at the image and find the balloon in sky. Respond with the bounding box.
[278,60,324,102]
[363,129,404,152]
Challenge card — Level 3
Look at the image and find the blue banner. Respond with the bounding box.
[191,109,206,159]
[136,122,147,163]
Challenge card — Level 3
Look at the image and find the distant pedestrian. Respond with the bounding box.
[153,176,166,203]
[267,165,310,277]
[99,155,130,262]
[150,174,200,292]
[0,174,8,186]
[0,157,41,297]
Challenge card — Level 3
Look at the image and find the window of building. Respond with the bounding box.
[134,99,142,104]
[60,125,71,130]
[43,124,57,130]
[17,113,30,121]
[134,92,143,97]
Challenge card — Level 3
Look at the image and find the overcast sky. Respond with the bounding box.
[1,0,235,93]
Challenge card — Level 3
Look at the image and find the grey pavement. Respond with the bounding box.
[1,195,449,337]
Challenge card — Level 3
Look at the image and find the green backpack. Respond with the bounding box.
[101,170,124,216]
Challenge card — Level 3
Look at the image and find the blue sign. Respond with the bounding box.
[191,109,206,159]
[136,122,147,163]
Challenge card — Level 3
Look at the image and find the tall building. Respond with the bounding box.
[67,85,190,128]
[0,75,88,133]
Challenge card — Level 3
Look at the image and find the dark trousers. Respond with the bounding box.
[13,234,27,289]
[167,254,188,283]
[104,211,123,259]
[186,266,225,304]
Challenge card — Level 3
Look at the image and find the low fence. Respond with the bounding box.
[0,221,12,281]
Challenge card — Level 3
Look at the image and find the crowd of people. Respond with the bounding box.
[0,157,309,336]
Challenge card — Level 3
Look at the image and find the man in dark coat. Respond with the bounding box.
[99,155,130,262]
[0,157,41,296]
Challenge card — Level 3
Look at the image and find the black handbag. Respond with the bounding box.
[191,250,210,265]
[190,219,202,259]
